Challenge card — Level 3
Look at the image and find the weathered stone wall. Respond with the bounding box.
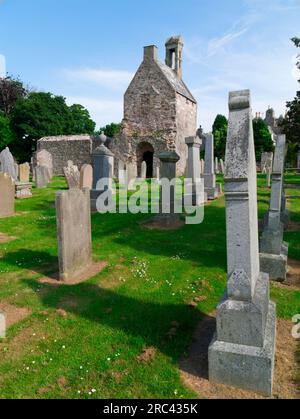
[175,94,197,174]
[37,135,102,176]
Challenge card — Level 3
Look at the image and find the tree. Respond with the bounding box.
[253,118,274,161]
[0,76,28,116]
[68,104,96,134]
[212,115,228,158]
[279,37,300,164]
[0,112,15,150]
[98,122,121,138]
[10,92,96,162]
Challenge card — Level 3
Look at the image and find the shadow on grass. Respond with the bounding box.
[22,277,216,380]
[1,249,58,277]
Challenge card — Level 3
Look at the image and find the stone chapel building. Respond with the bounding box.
[111,36,198,177]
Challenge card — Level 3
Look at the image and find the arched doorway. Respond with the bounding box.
[137,142,154,178]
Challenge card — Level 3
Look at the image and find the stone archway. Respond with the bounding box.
[137,142,154,178]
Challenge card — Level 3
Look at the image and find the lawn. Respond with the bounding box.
[0,174,299,399]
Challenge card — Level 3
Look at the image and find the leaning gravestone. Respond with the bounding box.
[56,188,92,281]
[260,135,288,282]
[63,161,80,189]
[0,172,15,218]
[209,90,276,396]
[80,164,93,190]
[0,148,17,181]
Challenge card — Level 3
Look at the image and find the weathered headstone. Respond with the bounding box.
[34,166,51,189]
[19,163,30,183]
[219,159,225,174]
[0,148,17,180]
[261,152,273,174]
[155,151,181,227]
[118,160,127,185]
[260,135,288,282]
[0,172,15,218]
[80,164,93,190]
[34,149,53,178]
[90,133,115,211]
[0,312,5,339]
[56,188,92,281]
[185,136,205,206]
[209,90,276,396]
[63,161,80,189]
[141,161,147,179]
[204,133,220,200]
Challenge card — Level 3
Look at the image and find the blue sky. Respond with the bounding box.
[0,0,299,130]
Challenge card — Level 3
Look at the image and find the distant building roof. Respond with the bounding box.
[38,135,93,142]
[156,61,197,103]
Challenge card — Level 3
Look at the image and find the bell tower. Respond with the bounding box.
[165,36,183,79]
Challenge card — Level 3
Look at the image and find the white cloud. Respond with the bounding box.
[0,54,6,78]
[65,96,123,128]
[62,68,134,91]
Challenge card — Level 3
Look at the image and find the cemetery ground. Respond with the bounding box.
[0,175,299,399]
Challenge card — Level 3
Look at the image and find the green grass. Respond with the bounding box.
[0,174,299,399]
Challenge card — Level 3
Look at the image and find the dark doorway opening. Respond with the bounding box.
[143,151,154,178]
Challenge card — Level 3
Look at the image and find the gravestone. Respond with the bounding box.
[209,90,276,396]
[185,136,205,206]
[80,164,93,190]
[34,149,53,178]
[56,188,92,281]
[34,166,51,188]
[215,157,220,174]
[204,133,220,200]
[90,133,114,211]
[63,161,80,189]
[0,312,5,339]
[141,161,147,179]
[0,172,15,218]
[219,159,225,174]
[155,151,181,227]
[200,159,205,176]
[19,163,30,183]
[260,135,288,282]
[261,152,273,174]
[0,148,17,180]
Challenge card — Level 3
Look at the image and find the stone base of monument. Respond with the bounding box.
[209,302,276,396]
[260,252,288,282]
[15,182,33,199]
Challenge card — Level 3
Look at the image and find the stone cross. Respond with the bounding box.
[155,151,180,227]
[0,172,15,218]
[204,133,219,200]
[56,188,92,281]
[0,148,17,181]
[63,161,80,189]
[90,133,114,211]
[185,136,203,206]
[260,135,288,281]
[80,164,93,190]
[209,90,276,396]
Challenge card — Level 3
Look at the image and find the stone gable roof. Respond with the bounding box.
[38,135,94,142]
[156,61,196,103]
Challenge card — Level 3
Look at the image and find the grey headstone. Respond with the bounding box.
[34,166,51,188]
[56,188,92,281]
[34,149,53,178]
[209,90,276,397]
[90,133,115,211]
[260,135,288,281]
[204,133,220,200]
[0,148,17,181]
[0,172,15,218]
[63,161,80,189]
[185,136,205,206]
